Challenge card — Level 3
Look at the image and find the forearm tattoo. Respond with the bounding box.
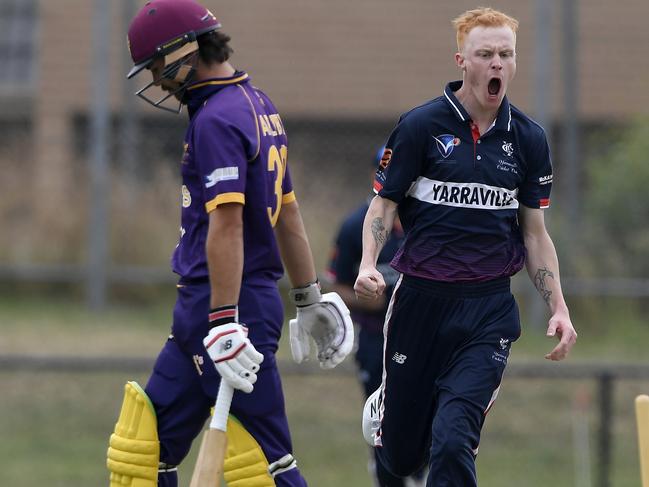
[534,267,555,306]
[371,217,389,248]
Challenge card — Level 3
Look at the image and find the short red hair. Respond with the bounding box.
[452,7,519,51]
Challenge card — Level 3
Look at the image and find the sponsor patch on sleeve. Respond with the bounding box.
[538,174,553,185]
[205,167,239,188]
[539,198,550,208]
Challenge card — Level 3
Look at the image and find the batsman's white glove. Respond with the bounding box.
[203,306,264,393]
[288,281,354,369]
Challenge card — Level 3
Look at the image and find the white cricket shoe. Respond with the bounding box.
[362,386,383,446]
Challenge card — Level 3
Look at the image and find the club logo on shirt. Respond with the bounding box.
[500,338,509,350]
[205,167,239,188]
[502,141,514,157]
[181,185,191,208]
[433,134,460,159]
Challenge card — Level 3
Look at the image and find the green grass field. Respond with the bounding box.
[1,290,648,486]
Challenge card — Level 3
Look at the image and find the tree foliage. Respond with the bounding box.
[581,118,649,277]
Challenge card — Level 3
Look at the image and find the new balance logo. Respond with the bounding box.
[192,354,204,376]
[293,292,309,302]
[370,399,380,417]
[392,352,407,364]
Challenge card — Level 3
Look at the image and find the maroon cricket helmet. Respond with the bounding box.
[127,0,221,78]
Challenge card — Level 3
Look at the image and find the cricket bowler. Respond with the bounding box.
[356,7,578,486]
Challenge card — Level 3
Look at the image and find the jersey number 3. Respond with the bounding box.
[267,144,288,227]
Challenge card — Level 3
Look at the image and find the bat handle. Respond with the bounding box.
[209,382,234,432]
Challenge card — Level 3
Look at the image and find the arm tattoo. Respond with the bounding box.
[370,217,389,248]
[534,267,555,306]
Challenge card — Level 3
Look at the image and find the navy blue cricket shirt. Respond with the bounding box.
[374,80,553,282]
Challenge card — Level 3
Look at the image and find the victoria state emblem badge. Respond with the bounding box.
[433,134,461,159]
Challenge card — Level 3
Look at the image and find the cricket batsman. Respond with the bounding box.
[105,1,354,486]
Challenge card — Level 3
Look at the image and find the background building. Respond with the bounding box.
[1,0,648,282]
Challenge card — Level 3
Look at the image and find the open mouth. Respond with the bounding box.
[488,78,501,96]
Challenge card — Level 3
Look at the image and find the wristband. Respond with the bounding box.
[208,304,238,327]
[288,280,321,307]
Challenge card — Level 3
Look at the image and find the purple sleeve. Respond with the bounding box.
[282,162,295,203]
[194,115,249,211]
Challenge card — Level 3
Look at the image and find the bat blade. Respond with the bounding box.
[189,383,234,487]
[189,429,228,487]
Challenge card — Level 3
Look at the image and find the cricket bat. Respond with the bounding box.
[189,382,234,487]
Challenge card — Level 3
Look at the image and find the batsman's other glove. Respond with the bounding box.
[203,305,264,393]
[288,281,354,369]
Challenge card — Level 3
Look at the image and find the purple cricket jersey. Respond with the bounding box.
[375,81,553,282]
[172,72,294,284]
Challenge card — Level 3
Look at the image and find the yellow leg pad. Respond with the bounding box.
[223,416,275,487]
[107,381,160,487]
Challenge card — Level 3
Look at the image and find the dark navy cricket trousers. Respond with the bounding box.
[375,275,521,487]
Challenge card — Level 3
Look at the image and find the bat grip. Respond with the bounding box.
[209,382,234,432]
